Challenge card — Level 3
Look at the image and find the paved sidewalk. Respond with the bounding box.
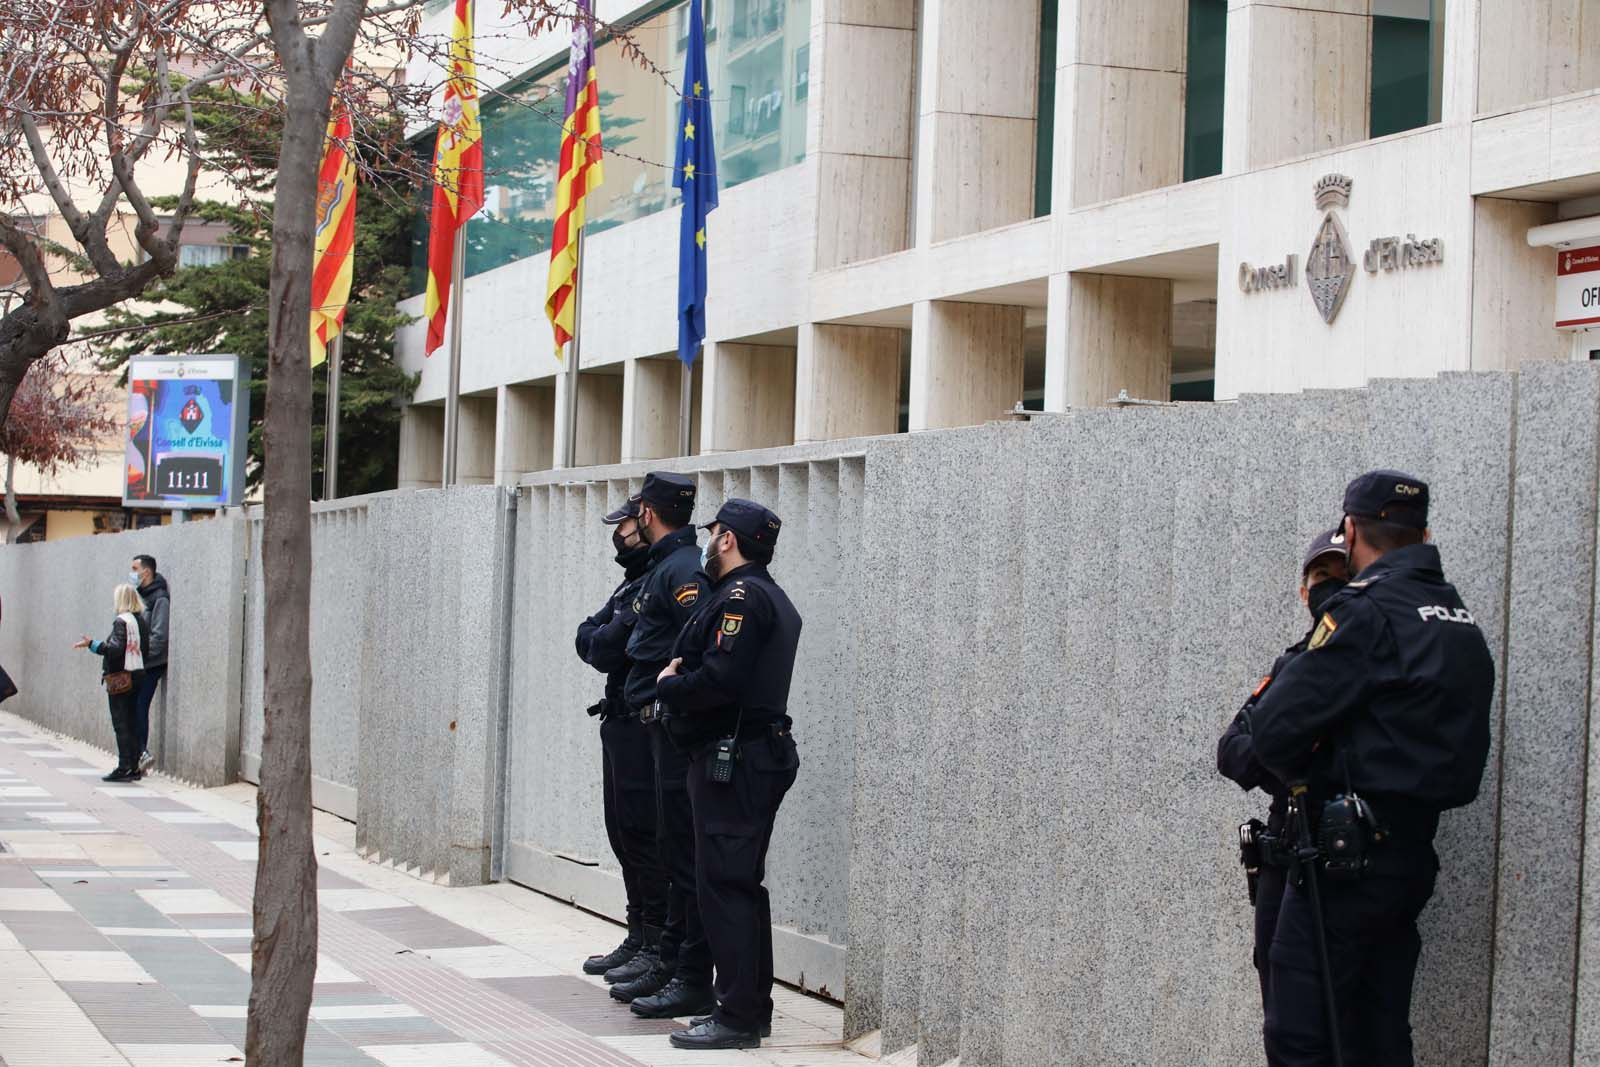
[0,713,869,1067]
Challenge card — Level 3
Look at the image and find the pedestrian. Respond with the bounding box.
[608,471,713,1020]
[1248,471,1495,1067]
[73,583,150,783]
[131,554,169,773]
[1218,528,1350,1020]
[575,497,668,977]
[655,498,802,1051]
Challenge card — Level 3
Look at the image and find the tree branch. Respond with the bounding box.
[0,215,57,310]
[19,117,121,278]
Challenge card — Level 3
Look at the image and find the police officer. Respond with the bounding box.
[1218,528,1350,1016]
[575,498,666,976]
[1247,471,1494,1067]
[609,472,715,1021]
[655,499,802,1051]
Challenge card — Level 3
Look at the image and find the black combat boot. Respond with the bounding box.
[609,955,673,1003]
[584,916,643,975]
[670,1019,761,1050]
[691,1015,771,1038]
[604,925,661,984]
[630,976,716,1019]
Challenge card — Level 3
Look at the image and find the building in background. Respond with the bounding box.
[390,0,1600,486]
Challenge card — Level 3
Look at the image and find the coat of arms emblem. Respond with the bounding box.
[1306,174,1355,325]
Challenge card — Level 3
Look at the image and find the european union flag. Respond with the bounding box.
[673,0,717,368]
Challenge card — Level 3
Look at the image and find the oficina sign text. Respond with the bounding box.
[1237,175,1444,325]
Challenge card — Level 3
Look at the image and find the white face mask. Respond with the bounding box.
[700,531,724,573]
[128,571,141,587]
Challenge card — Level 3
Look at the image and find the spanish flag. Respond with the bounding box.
[310,99,356,369]
[544,0,604,357]
[423,0,485,356]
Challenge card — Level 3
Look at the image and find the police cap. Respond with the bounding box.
[1302,527,1349,576]
[638,472,696,521]
[703,498,782,549]
[1343,469,1429,529]
[600,497,640,526]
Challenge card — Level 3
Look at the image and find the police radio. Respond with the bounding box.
[709,737,736,784]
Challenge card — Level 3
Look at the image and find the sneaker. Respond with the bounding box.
[138,750,154,772]
[609,960,672,1003]
[584,937,641,975]
[630,977,716,1019]
[101,767,134,782]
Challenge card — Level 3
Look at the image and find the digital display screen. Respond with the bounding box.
[123,355,247,509]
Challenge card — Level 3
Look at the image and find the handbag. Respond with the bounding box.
[103,671,134,695]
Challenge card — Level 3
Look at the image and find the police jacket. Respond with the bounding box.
[1217,637,1308,830]
[655,562,801,748]
[575,548,650,712]
[1248,544,1494,828]
[623,526,706,709]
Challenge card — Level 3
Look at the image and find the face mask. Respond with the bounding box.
[1307,578,1347,621]
[700,532,724,577]
[128,571,141,587]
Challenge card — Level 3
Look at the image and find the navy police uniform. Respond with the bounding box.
[618,472,712,1008]
[1247,472,1494,1067]
[657,499,802,1043]
[1218,528,1349,1016]
[575,497,665,970]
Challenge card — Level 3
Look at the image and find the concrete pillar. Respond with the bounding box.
[913,0,1040,244]
[908,301,1025,430]
[700,342,797,453]
[811,0,916,269]
[622,358,680,463]
[554,371,624,469]
[495,383,554,484]
[397,404,443,490]
[1053,0,1186,210]
[1222,1,1372,173]
[1470,199,1566,372]
[795,323,902,443]
[1478,0,1600,114]
[456,395,496,486]
[1046,273,1172,409]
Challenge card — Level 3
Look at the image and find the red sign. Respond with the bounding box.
[1557,245,1600,329]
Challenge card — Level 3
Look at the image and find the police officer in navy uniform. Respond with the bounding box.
[655,499,802,1051]
[610,472,716,1021]
[1247,471,1494,1067]
[1218,528,1350,1018]
[575,497,666,977]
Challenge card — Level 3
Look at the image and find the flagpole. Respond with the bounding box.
[678,355,692,456]
[561,228,585,469]
[323,333,343,500]
[442,225,467,487]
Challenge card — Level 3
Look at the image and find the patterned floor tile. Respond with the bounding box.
[117,1043,244,1066]
[418,945,563,979]
[62,981,231,1043]
[35,949,157,983]
[359,1043,513,1067]
[319,889,412,912]
[0,888,71,912]
[345,907,496,950]
[485,976,680,1038]
[136,888,247,915]
[0,911,111,951]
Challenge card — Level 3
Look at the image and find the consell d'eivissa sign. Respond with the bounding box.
[1556,246,1600,330]
[123,354,249,510]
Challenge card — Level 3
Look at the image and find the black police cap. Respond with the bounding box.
[1301,526,1349,575]
[1343,469,1429,529]
[601,497,639,526]
[703,498,782,549]
[638,472,696,514]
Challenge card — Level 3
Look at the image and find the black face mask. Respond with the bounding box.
[1307,578,1348,621]
[613,534,648,570]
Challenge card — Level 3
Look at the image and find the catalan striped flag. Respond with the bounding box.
[544,0,605,357]
[423,0,485,356]
[310,98,356,369]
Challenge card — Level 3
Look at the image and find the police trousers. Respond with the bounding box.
[685,731,799,1032]
[601,714,665,929]
[1253,864,1288,1013]
[1265,860,1437,1067]
[650,725,712,985]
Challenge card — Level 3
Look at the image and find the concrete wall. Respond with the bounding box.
[0,514,246,786]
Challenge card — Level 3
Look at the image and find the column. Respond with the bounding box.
[1222,1,1372,173]
[495,383,554,484]
[622,358,680,463]
[1047,273,1172,409]
[700,342,797,454]
[456,396,496,486]
[908,301,1025,430]
[554,371,624,470]
[913,0,1041,244]
[1470,199,1566,372]
[811,0,917,269]
[397,405,443,490]
[1053,0,1187,210]
[794,323,901,443]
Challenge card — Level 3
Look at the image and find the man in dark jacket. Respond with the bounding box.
[131,555,169,773]
[1218,528,1349,1018]
[1247,471,1495,1067]
[609,472,714,1021]
[574,498,666,977]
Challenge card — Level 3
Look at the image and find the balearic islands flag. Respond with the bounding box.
[544,0,605,357]
[310,98,356,369]
[423,0,485,356]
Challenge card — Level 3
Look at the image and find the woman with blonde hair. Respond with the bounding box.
[73,583,149,782]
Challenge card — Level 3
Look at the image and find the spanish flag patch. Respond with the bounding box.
[673,583,700,607]
[1308,612,1338,650]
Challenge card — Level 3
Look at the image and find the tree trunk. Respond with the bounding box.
[244,36,329,1067]
[3,454,17,544]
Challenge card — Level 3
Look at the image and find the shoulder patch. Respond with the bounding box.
[1251,674,1272,699]
[673,583,700,607]
[720,613,743,635]
[1307,612,1338,650]
[729,586,747,600]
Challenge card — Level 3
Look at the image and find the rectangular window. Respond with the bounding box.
[1370,0,1440,138]
[1183,0,1227,182]
[178,244,247,268]
[1033,0,1057,217]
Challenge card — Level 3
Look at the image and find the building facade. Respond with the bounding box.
[394,0,1600,487]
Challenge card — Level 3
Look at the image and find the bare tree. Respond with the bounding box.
[0,349,118,542]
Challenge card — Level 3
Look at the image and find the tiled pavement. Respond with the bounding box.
[0,713,869,1067]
